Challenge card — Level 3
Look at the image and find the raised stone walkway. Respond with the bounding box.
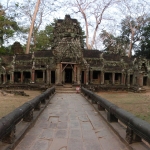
[14,93,129,150]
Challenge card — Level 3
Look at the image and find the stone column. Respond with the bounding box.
[101,71,104,84]
[74,65,77,83]
[132,74,135,85]
[46,69,50,85]
[90,70,93,84]
[55,64,61,84]
[60,63,62,84]
[31,69,35,83]
[138,73,143,87]
[21,71,23,83]
[43,70,45,83]
[127,73,130,87]
[11,72,14,84]
[3,73,6,84]
[121,73,125,85]
[85,70,89,85]
[112,72,115,85]
[77,66,81,85]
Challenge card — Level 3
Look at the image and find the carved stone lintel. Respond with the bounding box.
[2,126,16,144]
[23,110,33,122]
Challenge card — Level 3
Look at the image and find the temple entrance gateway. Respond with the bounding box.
[61,63,74,84]
[60,62,81,85]
[65,68,72,83]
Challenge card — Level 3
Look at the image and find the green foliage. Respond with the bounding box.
[120,15,148,56]
[135,22,150,58]
[33,24,54,50]
[0,4,19,47]
[0,46,12,55]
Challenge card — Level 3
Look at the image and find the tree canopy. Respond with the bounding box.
[0,4,19,47]
[135,21,150,59]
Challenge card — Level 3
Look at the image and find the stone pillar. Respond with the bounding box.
[3,74,6,84]
[85,70,89,85]
[90,70,93,84]
[62,70,65,84]
[11,72,14,84]
[46,69,50,85]
[138,73,143,87]
[101,71,104,84]
[60,63,62,84]
[21,71,23,83]
[132,74,135,85]
[112,72,115,85]
[74,65,77,83]
[43,70,45,83]
[77,66,80,85]
[127,73,130,87]
[121,73,125,85]
[31,69,35,83]
[55,64,61,84]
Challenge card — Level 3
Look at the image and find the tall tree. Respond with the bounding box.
[100,30,128,55]
[33,24,54,50]
[17,0,60,53]
[135,21,150,58]
[118,0,149,57]
[65,0,119,49]
[26,0,41,54]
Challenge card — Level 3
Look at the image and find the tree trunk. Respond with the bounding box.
[25,0,41,54]
[128,29,135,58]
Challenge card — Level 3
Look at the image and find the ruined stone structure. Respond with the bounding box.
[0,15,150,89]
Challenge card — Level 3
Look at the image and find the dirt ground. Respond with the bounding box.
[96,91,150,123]
[0,90,41,118]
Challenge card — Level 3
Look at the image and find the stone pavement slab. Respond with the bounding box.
[14,93,128,150]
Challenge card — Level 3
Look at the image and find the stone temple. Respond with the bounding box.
[0,15,149,90]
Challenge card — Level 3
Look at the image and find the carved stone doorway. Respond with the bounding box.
[65,68,72,83]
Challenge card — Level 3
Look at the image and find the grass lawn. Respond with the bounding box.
[0,90,41,118]
[96,91,150,123]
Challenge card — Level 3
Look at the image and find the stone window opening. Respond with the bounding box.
[115,73,121,84]
[130,75,133,85]
[93,71,99,79]
[143,76,147,86]
[7,74,10,83]
[14,72,21,83]
[104,73,112,84]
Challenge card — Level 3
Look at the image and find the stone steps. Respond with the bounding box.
[55,85,78,93]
